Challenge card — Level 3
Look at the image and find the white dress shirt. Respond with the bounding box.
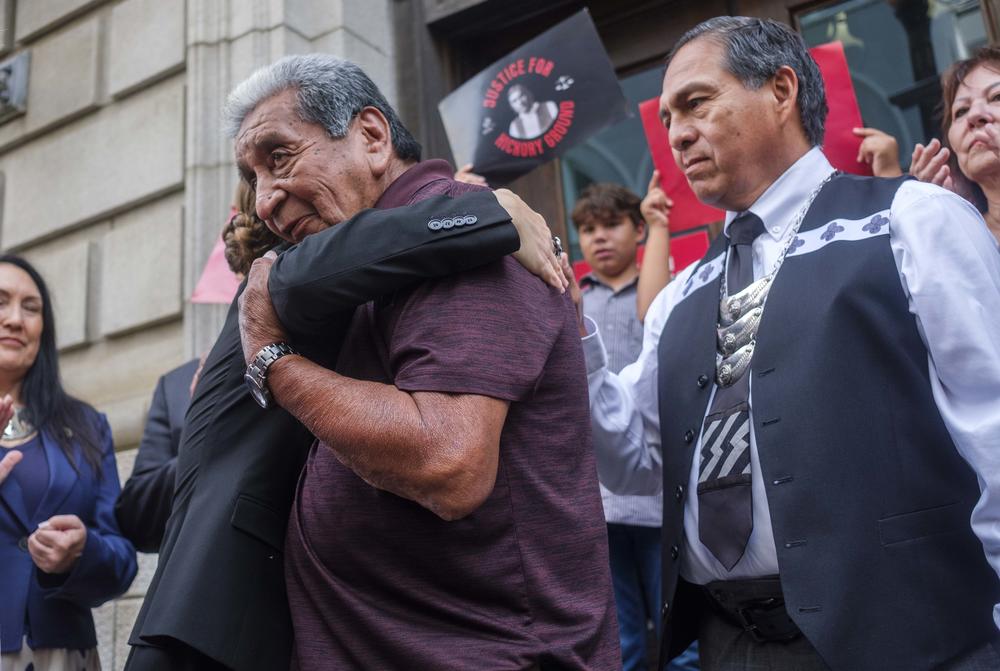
[581,274,663,527]
[582,147,1000,628]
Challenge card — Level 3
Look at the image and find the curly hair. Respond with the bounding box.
[223,181,282,277]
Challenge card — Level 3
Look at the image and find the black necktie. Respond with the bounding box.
[697,211,766,571]
[727,212,766,295]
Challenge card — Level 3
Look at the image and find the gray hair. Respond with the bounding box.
[223,53,421,161]
[669,17,827,146]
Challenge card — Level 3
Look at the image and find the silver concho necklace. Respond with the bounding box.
[715,171,838,387]
[3,406,35,441]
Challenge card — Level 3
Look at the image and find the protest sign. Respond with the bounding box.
[439,10,629,185]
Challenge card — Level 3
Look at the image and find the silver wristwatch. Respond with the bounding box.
[244,342,297,409]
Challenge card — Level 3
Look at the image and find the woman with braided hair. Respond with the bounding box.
[223,181,282,278]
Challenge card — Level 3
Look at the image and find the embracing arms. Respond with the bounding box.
[268,188,564,340]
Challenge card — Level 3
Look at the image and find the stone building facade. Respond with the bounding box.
[5,1,996,669]
[0,1,395,668]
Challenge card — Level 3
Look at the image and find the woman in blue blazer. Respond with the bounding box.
[0,255,137,669]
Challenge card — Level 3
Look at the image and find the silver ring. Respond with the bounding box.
[552,235,563,257]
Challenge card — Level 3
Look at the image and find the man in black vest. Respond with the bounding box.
[583,16,1000,671]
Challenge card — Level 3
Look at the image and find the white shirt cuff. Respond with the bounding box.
[581,315,607,376]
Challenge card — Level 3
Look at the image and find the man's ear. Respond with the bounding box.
[357,106,393,177]
[770,65,800,125]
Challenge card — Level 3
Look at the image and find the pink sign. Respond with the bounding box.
[191,236,241,305]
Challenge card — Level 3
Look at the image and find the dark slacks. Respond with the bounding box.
[697,606,1000,671]
[697,606,829,671]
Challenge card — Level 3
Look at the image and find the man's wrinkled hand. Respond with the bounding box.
[495,188,567,293]
[238,251,288,364]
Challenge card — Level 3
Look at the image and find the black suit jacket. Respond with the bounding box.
[115,359,199,553]
[127,191,518,671]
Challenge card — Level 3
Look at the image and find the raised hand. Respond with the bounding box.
[853,127,903,177]
[640,170,673,229]
[638,171,674,322]
[0,395,21,484]
[0,450,21,484]
[910,139,955,192]
[976,122,1000,162]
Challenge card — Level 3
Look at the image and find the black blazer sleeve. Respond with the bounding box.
[115,360,198,552]
[269,190,518,340]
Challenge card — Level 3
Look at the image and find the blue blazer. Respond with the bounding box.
[0,410,137,653]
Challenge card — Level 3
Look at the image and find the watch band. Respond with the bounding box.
[245,342,297,408]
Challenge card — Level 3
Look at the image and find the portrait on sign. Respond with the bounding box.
[439,10,628,185]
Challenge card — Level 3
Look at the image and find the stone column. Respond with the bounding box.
[185,0,396,358]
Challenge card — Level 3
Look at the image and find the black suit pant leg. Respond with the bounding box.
[125,641,231,671]
[697,606,830,671]
[697,606,1000,671]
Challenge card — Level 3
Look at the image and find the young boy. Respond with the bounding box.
[574,183,664,671]
[574,180,698,671]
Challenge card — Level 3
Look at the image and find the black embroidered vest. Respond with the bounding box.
[656,174,999,671]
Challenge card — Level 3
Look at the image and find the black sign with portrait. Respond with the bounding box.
[439,10,630,185]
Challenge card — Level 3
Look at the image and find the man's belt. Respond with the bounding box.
[703,576,802,643]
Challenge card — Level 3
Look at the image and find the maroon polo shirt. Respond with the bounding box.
[283,160,619,670]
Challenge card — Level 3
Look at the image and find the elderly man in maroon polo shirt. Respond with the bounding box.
[231,54,619,670]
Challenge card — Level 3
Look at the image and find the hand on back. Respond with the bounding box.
[494,188,567,293]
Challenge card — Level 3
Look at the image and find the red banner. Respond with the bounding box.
[811,41,870,177]
[669,229,711,275]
